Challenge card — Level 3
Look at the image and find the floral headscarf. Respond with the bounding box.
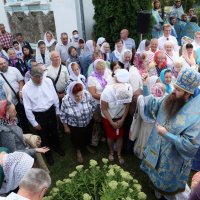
[154,50,167,69]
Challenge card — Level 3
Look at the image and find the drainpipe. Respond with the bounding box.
[79,0,86,40]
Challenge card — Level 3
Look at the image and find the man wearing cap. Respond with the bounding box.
[140,68,200,200]
[22,65,65,166]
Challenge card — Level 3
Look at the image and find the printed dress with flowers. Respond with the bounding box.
[140,93,200,194]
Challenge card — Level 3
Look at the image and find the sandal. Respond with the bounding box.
[108,153,114,162]
[118,154,124,165]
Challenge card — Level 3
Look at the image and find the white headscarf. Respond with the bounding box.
[136,40,146,55]
[85,40,94,53]
[44,31,56,48]
[119,49,132,70]
[67,81,85,109]
[97,37,106,47]
[113,41,125,60]
[68,62,86,82]
[0,152,34,194]
[35,40,51,67]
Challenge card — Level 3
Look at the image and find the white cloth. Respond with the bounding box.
[46,64,69,92]
[165,52,179,69]
[129,66,143,93]
[100,83,133,119]
[68,62,85,82]
[0,192,29,200]
[0,152,34,195]
[22,78,59,127]
[155,184,191,200]
[87,69,112,104]
[123,38,135,50]
[192,41,200,51]
[0,67,23,105]
[179,56,197,70]
[158,35,179,53]
[44,32,56,48]
[136,40,146,54]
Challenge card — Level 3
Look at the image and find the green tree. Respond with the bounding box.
[92,0,152,48]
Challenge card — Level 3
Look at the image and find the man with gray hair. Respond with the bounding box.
[22,65,65,166]
[0,168,51,200]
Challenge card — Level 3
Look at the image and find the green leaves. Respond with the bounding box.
[92,0,152,48]
[43,159,147,200]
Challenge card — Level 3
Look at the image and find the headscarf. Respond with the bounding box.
[147,75,159,91]
[68,62,86,82]
[0,100,7,119]
[85,40,94,53]
[35,40,51,67]
[91,59,107,89]
[136,40,146,55]
[96,37,106,47]
[154,50,167,69]
[113,40,125,60]
[113,83,132,105]
[119,49,132,70]
[0,152,34,194]
[182,43,196,66]
[160,69,173,94]
[67,81,85,109]
[151,82,166,97]
[44,31,56,48]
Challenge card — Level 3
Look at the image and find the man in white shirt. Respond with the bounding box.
[22,65,65,165]
[55,32,73,66]
[46,51,69,100]
[0,168,51,200]
[0,57,29,133]
[158,24,179,53]
[120,29,136,52]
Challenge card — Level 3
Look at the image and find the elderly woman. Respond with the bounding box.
[118,49,132,70]
[88,59,111,104]
[150,38,159,53]
[101,69,133,164]
[60,81,96,163]
[164,41,179,69]
[100,42,111,62]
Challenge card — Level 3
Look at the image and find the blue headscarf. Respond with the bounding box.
[160,69,173,94]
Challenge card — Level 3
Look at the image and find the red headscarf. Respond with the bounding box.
[0,100,7,119]
[154,50,167,69]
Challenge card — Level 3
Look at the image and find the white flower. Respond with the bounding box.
[106,169,115,177]
[138,192,147,200]
[121,181,129,188]
[108,180,118,190]
[63,178,71,183]
[89,159,98,167]
[126,197,132,200]
[69,171,77,178]
[56,180,63,187]
[129,188,133,193]
[76,165,84,171]
[132,179,139,183]
[102,158,109,164]
[51,187,59,193]
[83,193,92,200]
[133,184,142,192]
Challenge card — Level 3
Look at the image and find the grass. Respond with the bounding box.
[48,133,194,200]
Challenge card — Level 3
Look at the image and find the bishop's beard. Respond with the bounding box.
[164,93,186,119]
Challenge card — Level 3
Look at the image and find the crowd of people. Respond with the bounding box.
[0,0,200,199]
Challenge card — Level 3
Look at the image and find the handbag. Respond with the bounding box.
[129,100,142,141]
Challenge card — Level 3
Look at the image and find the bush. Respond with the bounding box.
[92,0,152,48]
[43,159,147,200]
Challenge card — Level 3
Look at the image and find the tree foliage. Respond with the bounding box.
[92,0,152,48]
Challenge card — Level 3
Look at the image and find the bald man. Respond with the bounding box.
[46,51,69,99]
[120,29,136,51]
